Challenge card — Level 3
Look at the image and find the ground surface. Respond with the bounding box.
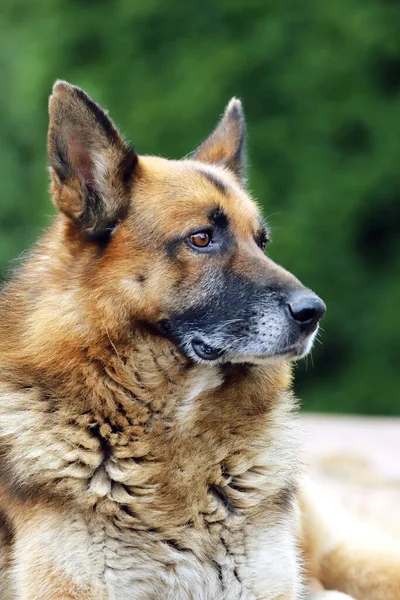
[301,414,400,537]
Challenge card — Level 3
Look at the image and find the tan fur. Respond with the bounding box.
[299,483,400,599]
[0,81,398,599]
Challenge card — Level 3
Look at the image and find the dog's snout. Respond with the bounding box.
[288,292,326,333]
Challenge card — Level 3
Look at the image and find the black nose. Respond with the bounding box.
[288,292,326,333]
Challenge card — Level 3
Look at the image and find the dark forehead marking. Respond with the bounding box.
[209,206,229,229]
[197,169,228,195]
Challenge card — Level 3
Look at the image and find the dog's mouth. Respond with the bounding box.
[189,326,318,364]
[191,339,225,361]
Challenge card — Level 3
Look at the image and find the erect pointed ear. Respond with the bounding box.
[48,81,137,237]
[192,98,246,184]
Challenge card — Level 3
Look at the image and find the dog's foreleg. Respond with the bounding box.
[299,481,400,600]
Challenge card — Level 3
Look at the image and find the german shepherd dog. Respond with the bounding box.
[0,82,398,600]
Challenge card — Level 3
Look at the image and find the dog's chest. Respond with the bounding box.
[80,411,301,599]
[83,510,300,600]
[0,370,301,598]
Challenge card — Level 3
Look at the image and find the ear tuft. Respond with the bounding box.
[225,97,244,121]
[48,81,138,236]
[192,97,246,184]
[51,79,75,96]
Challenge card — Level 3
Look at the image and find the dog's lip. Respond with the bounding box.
[190,335,311,363]
[191,339,225,361]
[219,329,318,364]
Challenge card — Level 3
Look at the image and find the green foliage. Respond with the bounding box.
[1,0,399,414]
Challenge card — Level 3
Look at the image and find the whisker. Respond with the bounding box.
[103,322,124,366]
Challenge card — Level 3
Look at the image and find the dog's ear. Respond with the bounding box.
[192,98,246,184]
[48,81,137,237]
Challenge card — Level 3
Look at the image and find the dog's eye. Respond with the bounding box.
[256,229,270,251]
[189,231,212,248]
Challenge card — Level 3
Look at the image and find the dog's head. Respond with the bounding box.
[47,81,325,365]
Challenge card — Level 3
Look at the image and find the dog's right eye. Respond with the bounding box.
[188,231,212,249]
[256,228,270,251]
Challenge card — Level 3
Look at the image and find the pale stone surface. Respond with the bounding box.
[301,414,400,537]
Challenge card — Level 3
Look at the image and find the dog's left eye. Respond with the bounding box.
[188,231,212,248]
[256,229,270,251]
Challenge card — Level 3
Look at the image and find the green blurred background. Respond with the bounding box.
[1,0,399,414]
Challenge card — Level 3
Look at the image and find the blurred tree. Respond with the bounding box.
[1,0,399,414]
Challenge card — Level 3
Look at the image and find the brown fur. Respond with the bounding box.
[0,81,398,599]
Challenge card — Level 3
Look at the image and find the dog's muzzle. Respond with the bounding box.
[158,278,326,365]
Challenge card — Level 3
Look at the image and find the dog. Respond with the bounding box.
[0,81,398,599]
